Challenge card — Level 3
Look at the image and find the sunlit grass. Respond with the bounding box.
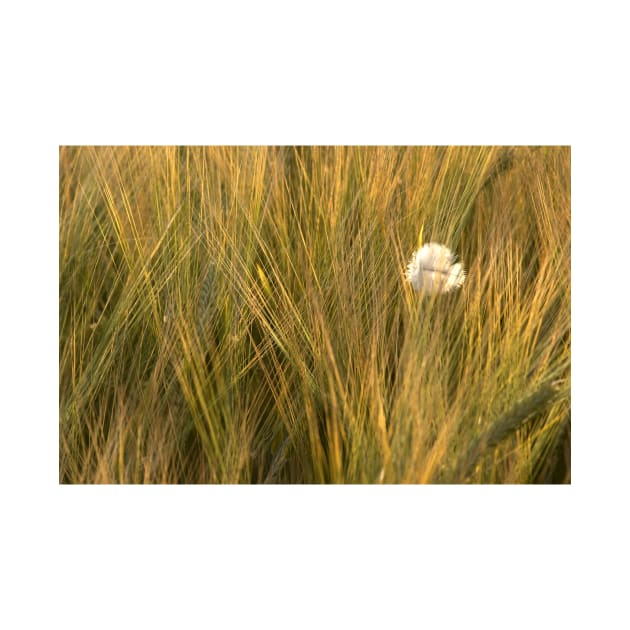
[59,146,570,483]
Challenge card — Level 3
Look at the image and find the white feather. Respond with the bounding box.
[405,242,466,294]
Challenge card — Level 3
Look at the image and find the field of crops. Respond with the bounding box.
[59,146,570,483]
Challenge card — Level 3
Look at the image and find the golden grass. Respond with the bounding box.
[59,146,570,483]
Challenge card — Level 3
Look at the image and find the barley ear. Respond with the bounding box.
[455,381,561,481]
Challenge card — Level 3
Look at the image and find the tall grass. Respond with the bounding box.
[59,146,570,483]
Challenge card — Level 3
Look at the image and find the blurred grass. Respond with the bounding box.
[59,146,570,483]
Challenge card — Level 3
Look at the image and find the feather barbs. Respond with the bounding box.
[405,242,466,295]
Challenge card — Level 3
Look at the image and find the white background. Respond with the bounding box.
[1,1,628,628]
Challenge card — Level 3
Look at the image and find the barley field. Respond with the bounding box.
[59,146,570,483]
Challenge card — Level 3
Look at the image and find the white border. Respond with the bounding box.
[3,1,629,628]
